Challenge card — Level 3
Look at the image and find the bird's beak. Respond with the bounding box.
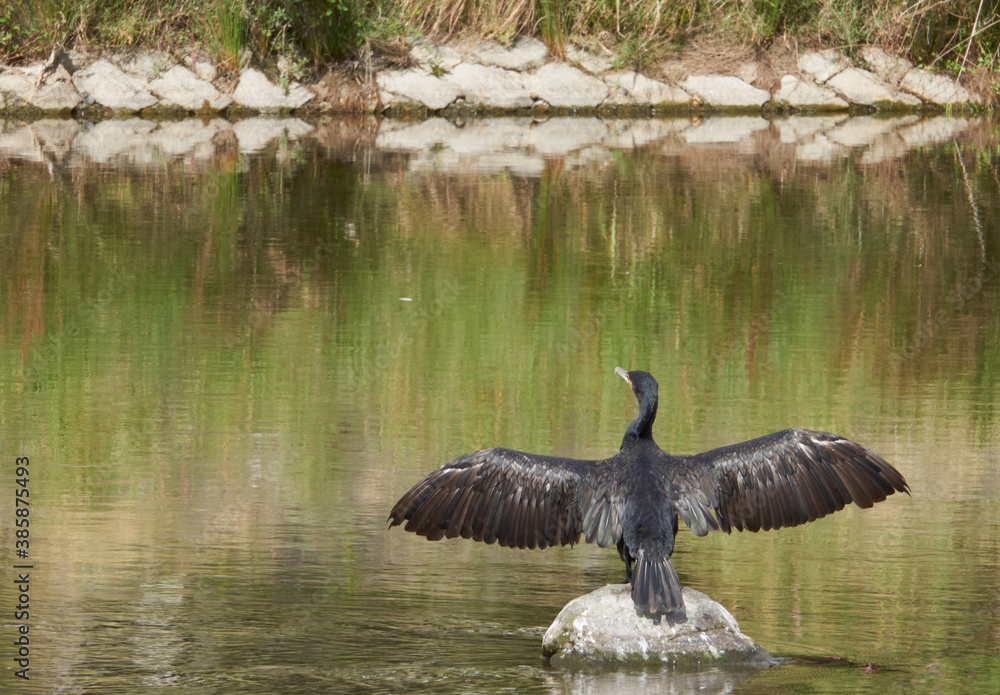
[615,366,631,385]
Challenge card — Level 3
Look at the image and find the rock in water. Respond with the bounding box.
[542,585,772,665]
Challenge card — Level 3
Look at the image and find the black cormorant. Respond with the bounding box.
[389,367,909,618]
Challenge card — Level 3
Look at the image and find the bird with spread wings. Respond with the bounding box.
[390,367,909,618]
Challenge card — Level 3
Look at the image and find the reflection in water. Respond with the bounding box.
[1,115,998,694]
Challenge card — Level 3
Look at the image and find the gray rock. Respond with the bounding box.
[377,68,462,110]
[72,58,158,112]
[31,65,82,111]
[115,50,172,80]
[183,53,219,82]
[0,69,33,108]
[900,69,978,105]
[543,584,771,664]
[441,63,533,109]
[0,63,81,112]
[528,63,609,108]
[798,49,851,83]
[826,67,923,107]
[567,45,614,75]
[860,46,912,86]
[471,37,548,71]
[605,72,691,107]
[233,68,312,111]
[774,74,849,110]
[65,48,94,71]
[409,42,463,72]
[680,75,771,107]
[193,60,217,83]
[149,65,233,111]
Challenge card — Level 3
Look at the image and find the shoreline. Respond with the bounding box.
[0,38,986,120]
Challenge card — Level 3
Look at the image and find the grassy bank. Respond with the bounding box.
[2,0,999,95]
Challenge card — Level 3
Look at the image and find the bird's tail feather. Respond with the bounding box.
[631,550,684,617]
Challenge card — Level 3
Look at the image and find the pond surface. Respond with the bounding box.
[1,114,998,694]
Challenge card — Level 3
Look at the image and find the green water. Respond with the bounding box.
[0,116,998,693]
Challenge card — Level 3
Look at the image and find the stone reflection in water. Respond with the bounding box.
[0,116,314,168]
[0,114,981,173]
[543,665,769,695]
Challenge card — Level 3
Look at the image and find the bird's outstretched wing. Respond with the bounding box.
[389,448,622,550]
[670,429,909,535]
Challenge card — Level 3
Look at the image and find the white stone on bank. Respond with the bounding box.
[0,38,985,117]
[798,49,852,83]
[0,64,81,112]
[826,67,923,107]
[114,50,172,81]
[233,68,313,111]
[680,75,771,107]
[409,42,464,73]
[567,44,615,75]
[860,46,912,86]
[774,74,849,111]
[72,58,158,113]
[149,65,233,111]
[900,70,977,105]
[470,37,548,71]
[605,71,691,108]
[377,69,463,110]
[527,62,609,108]
[441,63,534,109]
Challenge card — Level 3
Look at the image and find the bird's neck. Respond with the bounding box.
[621,396,657,446]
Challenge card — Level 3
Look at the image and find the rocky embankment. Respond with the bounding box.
[0,38,982,119]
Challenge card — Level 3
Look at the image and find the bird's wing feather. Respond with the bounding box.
[670,428,909,534]
[389,448,619,550]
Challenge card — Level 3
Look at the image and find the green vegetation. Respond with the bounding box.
[1,0,1000,91]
